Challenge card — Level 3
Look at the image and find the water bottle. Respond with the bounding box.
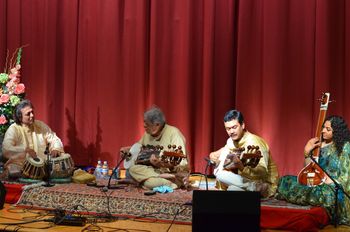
[94,160,102,179]
[112,168,119,179]
[101,161,109,178]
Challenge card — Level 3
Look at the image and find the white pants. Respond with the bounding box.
[216,170,255,191]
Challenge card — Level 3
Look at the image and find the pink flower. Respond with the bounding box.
[0,94,10,104]
[12,77,20,84]
[15,64,21,70]
[10,68,18,75]
[0,115,7,125]
[6,81,14,90]
[9,74,16,79]
[14,83,25,94]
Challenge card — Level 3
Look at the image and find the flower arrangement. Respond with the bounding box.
[0,47,26,136]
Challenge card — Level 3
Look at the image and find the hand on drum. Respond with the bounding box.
[25,148,37,159]
[50,150,61,158]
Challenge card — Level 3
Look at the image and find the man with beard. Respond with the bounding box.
[209,109,278,198]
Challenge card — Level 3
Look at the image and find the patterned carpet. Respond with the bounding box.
[16,182,193,224]
[15,181,328,229]
[261,197,312,209]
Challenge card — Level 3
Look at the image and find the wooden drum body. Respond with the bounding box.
[50,153,75,179]
[22,156,46,180]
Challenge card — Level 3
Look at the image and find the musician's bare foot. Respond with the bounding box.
[158,173,176,179]
[255,182,269,198]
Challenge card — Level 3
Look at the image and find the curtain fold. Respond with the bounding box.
[1,0,349,175]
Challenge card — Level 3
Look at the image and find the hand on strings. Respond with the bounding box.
[230,155,244,171]
[304,137,321,157]
[209,148,223,164]
[149,153,162,167]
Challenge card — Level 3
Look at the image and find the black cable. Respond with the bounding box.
[0,218,48,225]
[107,155,126,189]
[166,207,187,232]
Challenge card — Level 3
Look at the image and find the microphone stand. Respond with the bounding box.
[107,156,126,189]
[309,154,350,227]
[43,144,54,187]
[204,157,214,191]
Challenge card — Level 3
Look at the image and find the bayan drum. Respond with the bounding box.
[50,153,75,179]
[22,156,46,180]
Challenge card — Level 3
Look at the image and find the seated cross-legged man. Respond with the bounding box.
[2,99,74,181]
[121,106,189,190]
[209,109,279,198]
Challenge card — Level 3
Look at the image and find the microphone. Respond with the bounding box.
[44,143,50,155]
[204,157,215,166]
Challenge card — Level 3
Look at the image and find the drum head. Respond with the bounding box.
[26,155,44,166]
[124,143,142,169]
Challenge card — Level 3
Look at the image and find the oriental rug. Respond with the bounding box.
[16,183,192,224]
[15,182,329,230]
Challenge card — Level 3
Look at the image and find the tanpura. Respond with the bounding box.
[297,93,330,186]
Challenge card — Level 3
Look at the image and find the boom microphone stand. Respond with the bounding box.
[308,154,350,227]
[43,144,54,187]
[107,155,126,189]
[204,157,215,191]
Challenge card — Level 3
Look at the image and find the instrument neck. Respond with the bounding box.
[313,109,327,157]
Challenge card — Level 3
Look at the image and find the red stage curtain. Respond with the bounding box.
[1,0,349,176]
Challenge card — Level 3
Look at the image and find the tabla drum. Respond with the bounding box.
[22,155,46,180]
[50,153,75,179]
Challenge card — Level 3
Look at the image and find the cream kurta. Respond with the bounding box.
[129,124,188,189]
[2,120,64,172]
[214,131,279,197]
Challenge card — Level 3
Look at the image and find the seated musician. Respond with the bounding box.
[209,109,278,198]
[120,106,189,190]
[276,115,350,225]
[2,99,70,179]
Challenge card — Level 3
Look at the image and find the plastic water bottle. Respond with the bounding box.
[94,160,102,179]
[112,168,119,179]
[101,161,109,178]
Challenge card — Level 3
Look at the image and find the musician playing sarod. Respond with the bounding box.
[209,109,278,198]
[120,106,189,190]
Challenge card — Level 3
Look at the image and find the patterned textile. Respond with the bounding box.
[14,181,329,229]
[16,183,192,224]
[276,142,350,225]
[261,198,311,209]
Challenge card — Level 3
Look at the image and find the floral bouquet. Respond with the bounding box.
[0,47,26,136]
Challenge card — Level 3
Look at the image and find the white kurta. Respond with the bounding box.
[2,120,64,175]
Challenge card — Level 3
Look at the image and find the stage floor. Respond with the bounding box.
[0,174,339,231]
[0,203,349,232]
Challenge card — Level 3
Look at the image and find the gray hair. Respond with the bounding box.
[144,106,166,126]
[14,99,34,124]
